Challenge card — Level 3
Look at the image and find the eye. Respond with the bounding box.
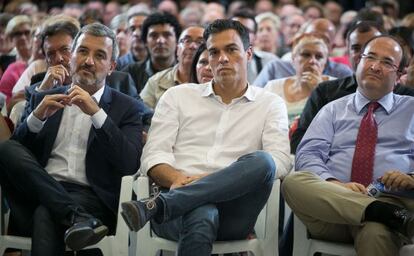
[316,54,324,60]
[209,49,218,56]
[96,53,106,60]
[300,52,311,58]
[198,59,209,65]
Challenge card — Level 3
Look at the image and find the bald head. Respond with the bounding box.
[304,18,336,48]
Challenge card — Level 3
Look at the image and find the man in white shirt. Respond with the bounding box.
[121,19,291,256]
[0,23,142,255]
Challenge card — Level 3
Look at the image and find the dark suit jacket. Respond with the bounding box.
[290,75,414,153]
[12,86,143,213]
[27,71,153,128]
[30,70,139,99]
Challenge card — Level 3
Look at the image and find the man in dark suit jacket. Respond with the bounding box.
[0,23,142,255]
[27,70,153,129]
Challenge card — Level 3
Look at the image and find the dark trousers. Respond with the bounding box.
[0,140,115,256]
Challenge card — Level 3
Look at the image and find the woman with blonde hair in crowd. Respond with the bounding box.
[264,33,335,125]
[255,12,281,56]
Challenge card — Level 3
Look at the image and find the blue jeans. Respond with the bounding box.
[152,151,276,256]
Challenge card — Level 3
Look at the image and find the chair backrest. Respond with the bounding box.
[132,175,280,256]
[0,176,134,256]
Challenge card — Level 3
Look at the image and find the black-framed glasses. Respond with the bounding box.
[10,30,31,38]
[360,53,399,72]
[179,37,204,46]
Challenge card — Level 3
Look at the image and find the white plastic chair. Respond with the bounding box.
[293,214,414,256]
[130,175,280,256]
[0,175,133,256]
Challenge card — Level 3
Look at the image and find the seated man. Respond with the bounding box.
[283,35,414,255]
[290,20,414,153]
[121,20,292,255]
[140,25,204,109]
[0,23,142,255]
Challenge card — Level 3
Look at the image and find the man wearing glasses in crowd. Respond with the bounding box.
[140,25,204,109]
[283,35,414,256]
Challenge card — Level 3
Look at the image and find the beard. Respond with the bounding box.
[72,70,104,93]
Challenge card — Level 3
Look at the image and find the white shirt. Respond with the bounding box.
[12,59,47,94]
[141,82,292,179]
[26,85,107,185]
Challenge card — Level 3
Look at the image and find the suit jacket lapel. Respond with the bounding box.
[87,86,112,148]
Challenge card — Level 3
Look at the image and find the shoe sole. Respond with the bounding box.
[65,225,108,251]
[121,202,143,232]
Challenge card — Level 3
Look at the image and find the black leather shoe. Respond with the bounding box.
[64,217,108,251]
[121,198,159,232]
[392,209,414,239]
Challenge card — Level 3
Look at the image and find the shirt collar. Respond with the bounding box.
[354,89,394,114]
[201,81,256,102]
[145,59,155,76]
[92,85,105,104]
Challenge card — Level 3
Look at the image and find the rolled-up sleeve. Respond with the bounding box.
[140,89,179,175]
[262,95,292,178]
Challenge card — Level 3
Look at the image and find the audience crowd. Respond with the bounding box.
[0,0,414,255]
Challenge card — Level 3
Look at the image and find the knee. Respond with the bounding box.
[354,222,400,254]
[182,204,219,242]
[33,205,53,223]
[248,151,276,181]
[0,140,19,160]
[282,171,314,195]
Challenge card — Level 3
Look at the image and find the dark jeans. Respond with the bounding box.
[152,151,276,256]
[0,140,115,256]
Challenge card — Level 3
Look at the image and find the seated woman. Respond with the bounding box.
[255,12,280,56]
[190,43,213,84]
[264,32,335,125]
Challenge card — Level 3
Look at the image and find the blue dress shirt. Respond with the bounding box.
[253,59,353,87]
[296,89,414,182]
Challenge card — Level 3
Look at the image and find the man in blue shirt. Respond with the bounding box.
[283,35,414,256]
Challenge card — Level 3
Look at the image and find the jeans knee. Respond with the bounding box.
[249,151,275,181]
[182,204,219,242]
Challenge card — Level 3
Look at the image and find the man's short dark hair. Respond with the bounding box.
[203,19,250,50]
[0,13,13,28]
[345,20,385,42]
[361,34,408,72]
[355,8,385,29]
[141,12,181,43]
[231,9,257,33]
[41,16,80,56]
[72,22,119,61]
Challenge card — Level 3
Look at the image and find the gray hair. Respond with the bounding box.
[72,22,119,61]
[255,12,281,31]
[109,13,128,31]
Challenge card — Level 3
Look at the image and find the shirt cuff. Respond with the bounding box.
[27,112,46,133]
[91,108,107,129]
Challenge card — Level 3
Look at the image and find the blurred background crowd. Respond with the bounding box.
[0,0,413,137]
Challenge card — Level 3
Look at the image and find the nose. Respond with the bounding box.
[132,28,140,37]
[157,35,167,44]
[55,52,64,64]
[218,52,229,64]
[85,54,94,66]
[369,60,382,72]
[308,56,318,64]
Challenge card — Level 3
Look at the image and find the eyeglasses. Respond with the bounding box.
[10,30,31,38]
[360,53,399,72]
[179,37,204,46]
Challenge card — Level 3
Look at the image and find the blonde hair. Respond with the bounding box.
[5,15,31,36]
[292,32,329,57]
[255,12,281,31]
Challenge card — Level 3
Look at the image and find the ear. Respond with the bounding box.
[108,60,116,76]
[246,45,253,61]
